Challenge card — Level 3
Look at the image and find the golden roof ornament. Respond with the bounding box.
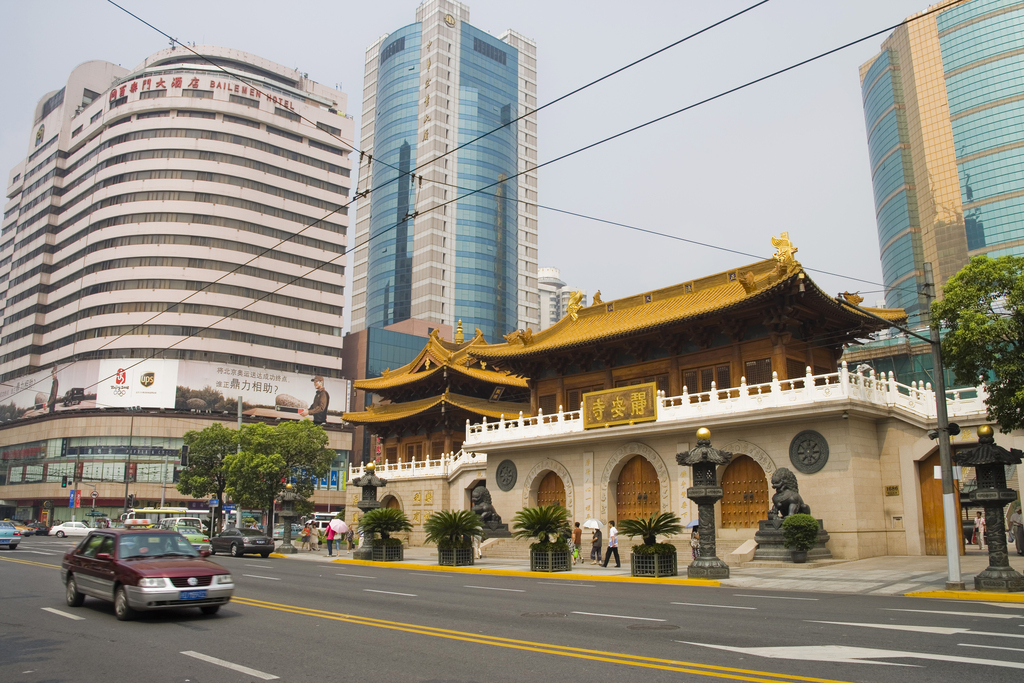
[771,232,798,266]
[842,291,864,306]
[566,290,584,321]
[592,290,603,305]
[503,328,533,345]
[454,319,464,344]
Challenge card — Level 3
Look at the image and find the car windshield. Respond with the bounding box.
[0,521,12,528]
[118,533,200,559]
[240,529,265,538]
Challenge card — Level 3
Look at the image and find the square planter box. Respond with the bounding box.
[371,543,404,562]
[438,547,475,566]
[631,552,677,577]
[530,549,572,572]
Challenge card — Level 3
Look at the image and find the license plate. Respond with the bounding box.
[179,590,208,600]
[254,540,265,544]
[0,539,10,544]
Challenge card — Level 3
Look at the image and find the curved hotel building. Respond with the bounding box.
[350,0,539,342]
[861,0,1024,321]
[0,46,353,522]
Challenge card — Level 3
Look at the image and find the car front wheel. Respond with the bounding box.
[55,531,65,538]
[114,586,135,621]
[66,575,84,607]
[200,605,220,615]
[231,543,243,557]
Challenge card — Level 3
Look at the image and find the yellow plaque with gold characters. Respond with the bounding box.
[582,382,658,430]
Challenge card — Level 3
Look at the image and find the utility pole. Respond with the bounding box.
[122,407,140,515]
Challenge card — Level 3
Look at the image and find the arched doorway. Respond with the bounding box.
[537,471,566,507]
[616,455,660,522]
[720,455,768,528]
[382,495,401,510]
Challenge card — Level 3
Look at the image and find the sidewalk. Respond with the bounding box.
[269,543,1024,598]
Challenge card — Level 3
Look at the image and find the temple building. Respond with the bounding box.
[345,236,1021,558]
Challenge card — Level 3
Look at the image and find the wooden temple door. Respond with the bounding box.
[918,451,964,556]
[615,455,660,522]
[385,496,401,510]
[720,455,769,528]
[537,471,566,507]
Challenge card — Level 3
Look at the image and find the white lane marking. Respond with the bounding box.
[537,582,594,587]
[960,643,1024,653]
[978,602,1024,610]
[464,585,525,593]
[21,550,60,555]
[680,642,1024,670]
[245,562,273,566]
[41,607,84,621]
[733,594,818,601]
[808,620,1024,639]
[336,573,376,579]
[364,589,416,597]
[181,651,278,680]
[886,608,1024,620]
[672,602,756,610]
[406,570,453,576]
[242,574,280,581]
[244,564,274,569]
[572,611,666,622]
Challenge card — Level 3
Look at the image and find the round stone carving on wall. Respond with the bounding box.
[789,430,829,474]
[495,459,518,491]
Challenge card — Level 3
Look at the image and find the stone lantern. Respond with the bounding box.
[954,425,1023,592]
[278,483,300,555]
[677,427,733,579]
[351,461,388,561]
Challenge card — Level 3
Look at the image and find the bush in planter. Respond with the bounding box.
[620,512,683,577]
[511,504,571,550]
[781,513,819,552]
[424,510,483,565]
[359,507,412,543]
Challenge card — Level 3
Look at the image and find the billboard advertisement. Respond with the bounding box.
[0,359,349,424]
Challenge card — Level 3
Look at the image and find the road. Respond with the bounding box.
[2,534,1023,683]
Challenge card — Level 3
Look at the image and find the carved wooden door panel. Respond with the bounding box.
[385,496,401,510]
[616,456,660,522]
[537,471,566,508]
[918,451,964,556]
[720,455,768,529]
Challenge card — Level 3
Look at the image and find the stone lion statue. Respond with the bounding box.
[769,467,811,518]
[471,485,502,528]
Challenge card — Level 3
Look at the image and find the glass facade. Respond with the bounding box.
[861,49,928,320]
[940,0,1024,259]
[454,23,520,341]
[366,25,422,329]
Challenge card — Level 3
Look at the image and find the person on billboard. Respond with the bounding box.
[48,366,59,414]
[299,375,330,424]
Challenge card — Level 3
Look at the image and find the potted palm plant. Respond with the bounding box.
[511,504,572,572]
[359,507,412,561]
[781,513,819,563]
[424,509,484,566]
[619,512,683,577]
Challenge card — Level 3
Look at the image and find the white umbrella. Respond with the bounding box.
[329,519,349,534]
[581,519,603,529]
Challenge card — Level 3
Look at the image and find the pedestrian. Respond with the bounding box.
[1009,506,1023,556]
[325,522,336,557]
[690,529,700,560]
[602,520,620,568]
[346,528,355,552]
[309,524,319,552]
[974,511,986,549]
[299,523,310,550]
[590,526,602,564]
[571,522,582,564]
[473,533,482,559]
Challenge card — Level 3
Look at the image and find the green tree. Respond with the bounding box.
[931,254,1024,432]
[176,422,236,532]
[224,421,334,530]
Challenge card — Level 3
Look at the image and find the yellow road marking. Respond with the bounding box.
[906,589,1024,603]
[232,596,853,683]
[0,556,61,569]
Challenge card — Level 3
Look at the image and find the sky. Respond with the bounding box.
[1,0,938,329]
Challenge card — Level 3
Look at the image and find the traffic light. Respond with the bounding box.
[127,494,135,508]
[61,475,68,488]
[180,444,189,468]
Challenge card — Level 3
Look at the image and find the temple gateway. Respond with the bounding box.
[344,237,1022,560]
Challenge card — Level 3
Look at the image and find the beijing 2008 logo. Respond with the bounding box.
[112,368,129,397]
[115,368,127,385]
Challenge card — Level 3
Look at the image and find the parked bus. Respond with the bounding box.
[120,507,209,527]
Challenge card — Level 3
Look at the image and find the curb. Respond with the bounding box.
[904,589,1024,602]
[327,557,720,586]
[268,553,289,558]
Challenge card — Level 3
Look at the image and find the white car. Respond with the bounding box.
[50,522,91,538]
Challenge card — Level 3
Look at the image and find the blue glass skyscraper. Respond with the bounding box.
[351,1,539,342]
[861,0,1024,321]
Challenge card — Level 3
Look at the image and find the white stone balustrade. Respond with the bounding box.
[349,449,487,482]
[464,361,990,447]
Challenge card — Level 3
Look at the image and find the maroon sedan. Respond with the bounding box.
[60,529,234,620]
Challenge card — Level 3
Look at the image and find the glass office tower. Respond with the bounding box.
[352,0,539,342]
[860,0,1024,322]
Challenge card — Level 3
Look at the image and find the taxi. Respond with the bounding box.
[61,529,234,620]
[0,521,20,550]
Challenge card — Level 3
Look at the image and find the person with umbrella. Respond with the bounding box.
[582,518,603,564]
[326,518,349,557]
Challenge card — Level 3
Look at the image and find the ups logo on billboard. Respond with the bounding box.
[139,372,156,388]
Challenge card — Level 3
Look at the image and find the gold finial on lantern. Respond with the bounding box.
[696,427,711,440]
[978,424,993,437]
[366,461,376,471]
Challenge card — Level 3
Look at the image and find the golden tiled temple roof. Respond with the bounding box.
[472,242,906,361]
[354,327,528,392]
[342,391,529,425]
